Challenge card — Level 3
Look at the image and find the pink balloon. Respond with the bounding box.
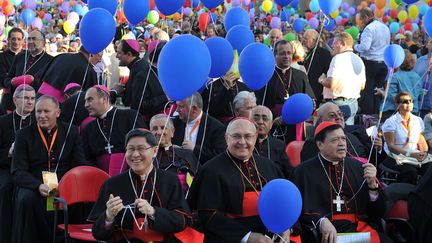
[183,7,191,16]
[308,17,319,29]
[232,0,240,6]
[270,16,281,29]
[67,12,79,23]
[242,0,250,6]
[31,17,42,30]
[24,0,36,9]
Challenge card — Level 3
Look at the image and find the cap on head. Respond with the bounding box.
[314,121,337,137]
[93,84,110,96]
[63,83,81,93]
[125,39,140,53]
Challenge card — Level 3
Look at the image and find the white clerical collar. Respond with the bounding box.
[164,144,172,151]
[276,65,291,74]
[15,110,30,119]
[319,153,341,165]
[187,111,203,125]
[258,136,268,143]
[100,106,114,119]
[31,50,44,57]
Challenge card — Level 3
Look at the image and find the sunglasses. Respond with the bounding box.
[399,99,413,104]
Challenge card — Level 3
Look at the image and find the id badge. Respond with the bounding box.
[42,171,58,211]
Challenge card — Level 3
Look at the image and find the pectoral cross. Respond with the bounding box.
[333,195,344,212]
[105,143,114,154]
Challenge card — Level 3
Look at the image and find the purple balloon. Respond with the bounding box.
[341,2,349,11]
[249,11,255,19]
[31,17,42,30]
[45,13,52,22]
[61,2,70,12]
[232,0,240,6]
[270,17,281,29]
[348,7,356,16]
[242,0,250,6]
[24,0,36,10]
[183,7,191,16]
[370,3,375,11]
[308,17,319,29]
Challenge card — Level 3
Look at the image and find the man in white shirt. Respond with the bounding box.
[320,32,366,125]
[355,8,390,115]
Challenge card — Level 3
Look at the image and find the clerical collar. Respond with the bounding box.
[258,136,268,143]
[130,165,154,180]
[319,153,341,165]
[226,150,250,164]
[9,48,21,55]
[44,126,58,135]
[30,50,44,57]
[14,110,30,119]
[187,111,203,125]
[276,65,291,74]
[128,57,140,69]
[99,106,114,119]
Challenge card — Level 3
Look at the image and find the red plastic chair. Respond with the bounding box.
[53,166,110,242]
[285,141,305,167]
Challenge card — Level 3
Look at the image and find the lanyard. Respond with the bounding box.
[401,117,411,145]
[188,116,201,140]
[37,125,58,171]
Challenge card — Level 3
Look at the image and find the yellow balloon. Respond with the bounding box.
[63,20,75,35]
[262,0,272,13]
[330,9,339,19]
[398,10,407,23]
[408,5,419,19]
[390,0,398,10]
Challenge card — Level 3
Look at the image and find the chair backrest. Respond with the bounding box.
[57,166,110,205]
[386,200,409,220]
[285,141,305,167]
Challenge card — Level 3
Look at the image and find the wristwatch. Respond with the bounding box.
[369,183,379,191]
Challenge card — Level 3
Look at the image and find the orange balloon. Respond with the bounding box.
[360,1,368,8]
[2,1,13,16]
[117,9,126,23]
[375,0,386,9]
[56,0,62,5]
[172,12,181,21]
[374,7,384,18]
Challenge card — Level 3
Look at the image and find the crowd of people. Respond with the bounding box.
[0,1,431,243]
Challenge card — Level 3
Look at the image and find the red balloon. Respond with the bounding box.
[340,18,348,26]
[22,3,26,8]
[405,18,412,24]
[277,6,281,11]
[389,9,397,19]
[382,16,388,23]
[2,0,13,15]
[150,0,155,10]
[306,12,314,20]
[183,0,190,7]
[198,12,210,32]
[266,15,272,23]
[404,22,413,31]
[429,1,432,7]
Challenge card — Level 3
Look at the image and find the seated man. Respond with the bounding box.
[251,105,292,178]
[291,122,391,243]
[11,95,86,242]
[188,118,290,242]
[149,114,198,191]
[301,102,384,164]
[88,129,190,242]
[172,92,226,164]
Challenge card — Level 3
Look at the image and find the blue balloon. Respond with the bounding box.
[192,0,200,8]
[383,44,405,69]
[309,0,320,13]
[325,19,335,31]
[205,37,234,78]
[419,4,429,16]
[289,0,299,9]
[226,25,254,54]
[258,179,302,234]
[274,0,293,7]
[210,13,218,24]
[425,8,432,37]
[79,8,116,54]
[224,7,250,32]
[280,8,290,21]
[154,0,185,15]
[389,22,399,35]
[88,0,117,16]
[21,9,35,26]
[158,35,211,101]
[293,18,304,33]
[403,0,419,4]
[123,0,150,25]
[318,0,342,15]
[239,43,275,90]
[74,4,84,15]
[282,93,314,124]
[201,0,224,9]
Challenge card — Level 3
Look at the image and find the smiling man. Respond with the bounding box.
[11,95,85,243]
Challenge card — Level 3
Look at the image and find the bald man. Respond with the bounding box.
[269,28,282,48]
[188,118,290,243]
[302,29,332,104]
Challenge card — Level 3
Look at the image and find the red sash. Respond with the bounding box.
[112,218,165,242]
[332,214,380,243]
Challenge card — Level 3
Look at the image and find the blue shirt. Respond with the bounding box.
[413,54,432,111]
[381,70,422,112]
[354,20,390,61]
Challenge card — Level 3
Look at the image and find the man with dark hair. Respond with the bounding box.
[355,8,390,114]
[291,121,391,243]
[2,30,53,111]
[11,95,86,243]
[0,84,35,242]
[113,39,168,122]
[172,92,226,164]
[0,27,24,111]
[81,85,146,175]
[38,46,98,103]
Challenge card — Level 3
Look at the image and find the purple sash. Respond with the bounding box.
[79,116,95,132]
[38,81,64,103]
[96,153,127,176]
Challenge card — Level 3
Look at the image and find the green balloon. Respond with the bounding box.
[350,26,359,39]
[147,10,159,25]
[264,36,270,46]
[395,0,402,5]
[284,33,296,42]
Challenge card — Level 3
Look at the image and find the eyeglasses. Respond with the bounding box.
[28,37,41,41]
[252,115,270,122]
[15,96,36,101]
[327,111,345,119]
[126,146,154,154]
[399,99,413,104]
[228,133,256,141]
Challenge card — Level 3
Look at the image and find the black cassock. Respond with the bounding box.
[39,52,98,100]
[0,111,33,243]
[3,51,53,109]
[59,91,89,127]
[254,136,292,178]
[88,168,190,242]
[188,152,284,243]
[11,121,86,243]
[81,107,147,163]
[290,155,387,242]
[0,49,21,110]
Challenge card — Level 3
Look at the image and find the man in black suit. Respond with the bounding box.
[172,92,226,164]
